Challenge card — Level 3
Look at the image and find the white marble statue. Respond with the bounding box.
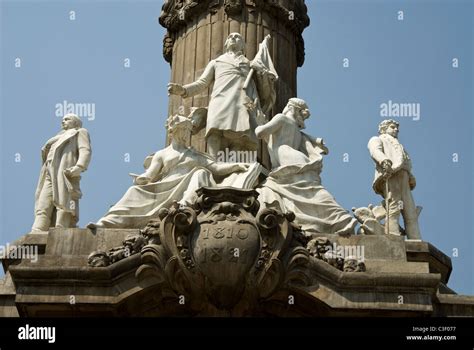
[255,98,357,236]
[32,114,91,231]
[368,119,421,239]
[88,115,248,229]
[168,33,277,156]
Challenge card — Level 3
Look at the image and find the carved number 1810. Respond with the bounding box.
[201,227,249,240]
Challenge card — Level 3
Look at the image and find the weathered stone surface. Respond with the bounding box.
[46,228,136,256]
[0,272,15,295]
[434,294,474,317]
[2,214,470,316]
[313,234,408,261]
[0,272,19,317]
[0,181,467,317]
[0,298,18,317]
[1,1,472,320]
[364,261,429,274]
[405,240,452,284]
[159,0,309,66]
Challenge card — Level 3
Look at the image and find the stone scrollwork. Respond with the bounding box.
[224,0,243,16]
[163,32,174,64]
[255,208,311,291]
[88,187,313,313]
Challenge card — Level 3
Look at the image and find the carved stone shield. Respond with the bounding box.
[126,187,311,314]
[192,219,260,308]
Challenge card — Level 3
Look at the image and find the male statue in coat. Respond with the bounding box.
[32,113,91,231]
[168,32,277,157]
[368,119,421,239]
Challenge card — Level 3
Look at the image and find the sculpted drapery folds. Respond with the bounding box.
[255,98,357,236]
[88,115,248,229]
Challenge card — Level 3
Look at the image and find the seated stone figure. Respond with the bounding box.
[88,115,247,229]
[255,98,357,236]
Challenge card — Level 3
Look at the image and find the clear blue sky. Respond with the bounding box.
[1,0,472,295]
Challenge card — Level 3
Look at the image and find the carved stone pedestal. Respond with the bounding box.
[1,187,473,317]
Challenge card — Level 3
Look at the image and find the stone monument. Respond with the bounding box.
[367,119,421,240]
[0,0,473,318]
[160,0,310,164]
[168,32,277,156]
[32,113,91,232]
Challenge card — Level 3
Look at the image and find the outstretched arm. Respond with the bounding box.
[168,60,215,98]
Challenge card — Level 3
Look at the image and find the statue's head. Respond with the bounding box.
[224,32,245,54]
[62,113,82,130]
[378,119,399,138]
[166,114,192,144]
[284,98,310,128]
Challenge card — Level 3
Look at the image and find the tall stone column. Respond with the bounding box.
[159,0,309,154]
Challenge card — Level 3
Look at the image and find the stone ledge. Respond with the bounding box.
[1,228,467,316]
[307,258,440,291]
[405,241,452,284]
[312,233,407,261]
[365,260,429,274]
[434,294,474,316]
[9,251,442,316]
